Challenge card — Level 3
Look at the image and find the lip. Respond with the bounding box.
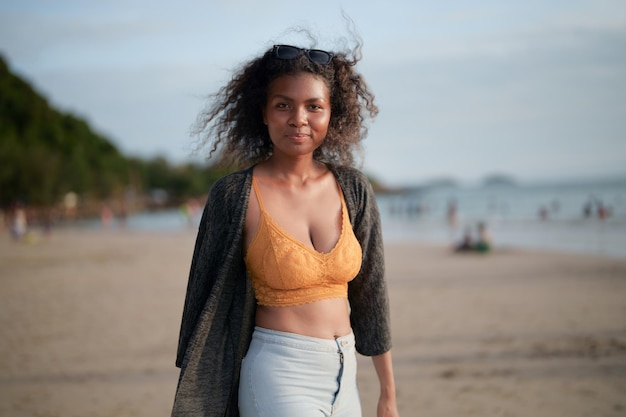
[287,133,310,141]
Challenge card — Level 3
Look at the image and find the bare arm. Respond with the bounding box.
[372,351,400,417]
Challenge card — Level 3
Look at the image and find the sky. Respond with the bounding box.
[1,0,625,187]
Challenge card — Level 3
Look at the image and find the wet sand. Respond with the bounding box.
[1,229,625,416]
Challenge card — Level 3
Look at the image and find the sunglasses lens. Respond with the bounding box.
[275,45,300,60]
[307,49,332,65]
[273,45,333,65]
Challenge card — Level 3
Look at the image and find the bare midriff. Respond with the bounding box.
[255,297,352,339]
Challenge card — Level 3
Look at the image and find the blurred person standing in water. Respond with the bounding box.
[172,31,399,417]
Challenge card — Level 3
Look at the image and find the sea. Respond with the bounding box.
[377,178,626,260]
[88,178,626,260]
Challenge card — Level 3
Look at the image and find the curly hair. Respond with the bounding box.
[192,38,378,168]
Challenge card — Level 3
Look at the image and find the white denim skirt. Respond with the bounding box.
[238,326,361,417]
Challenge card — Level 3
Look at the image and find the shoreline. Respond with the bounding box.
[7,189,626,260]
[1,229,625,416]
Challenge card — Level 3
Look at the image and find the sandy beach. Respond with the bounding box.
[1,229,625,417]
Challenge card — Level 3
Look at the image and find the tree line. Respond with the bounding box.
[0,54,227,217]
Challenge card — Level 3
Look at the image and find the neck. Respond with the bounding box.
[263,154,324,185]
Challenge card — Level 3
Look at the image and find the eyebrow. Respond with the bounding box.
[269,94,328,102]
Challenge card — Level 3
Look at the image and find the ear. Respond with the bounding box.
[261,106,267,125]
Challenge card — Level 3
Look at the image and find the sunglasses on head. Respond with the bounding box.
[272,45,334,65]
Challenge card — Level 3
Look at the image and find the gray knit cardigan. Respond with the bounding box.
[172,164,391,416]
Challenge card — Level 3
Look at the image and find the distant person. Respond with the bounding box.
[454,222,491,254]
[11,202,28,241]
[179,202,191,226]
[583,200,593,218]
[100,204,113,229]
[474,222,492,253]
[446,198,458,228]
[180,197,201,228]
[171,36,399,417]
[597,202,611,220]
[454,227,474,252]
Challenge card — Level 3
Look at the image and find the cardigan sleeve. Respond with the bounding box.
[340,167,392,357]
[175,176,235,368]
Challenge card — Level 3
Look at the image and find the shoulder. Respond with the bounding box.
[203,167,253,219]
[210,167,252,192]
[208,167,253,199]
[328,165,371,190]
[328,164,379,226]
[328,164,367,181]
[328,164,374,202]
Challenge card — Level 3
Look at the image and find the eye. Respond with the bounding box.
[274,103,290,110]
[308,104,324,111]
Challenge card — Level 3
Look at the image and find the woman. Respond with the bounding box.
[172,41,399,417]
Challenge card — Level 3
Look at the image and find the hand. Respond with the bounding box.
[377,394,399,417]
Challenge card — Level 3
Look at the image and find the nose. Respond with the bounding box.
[288,106,308,127]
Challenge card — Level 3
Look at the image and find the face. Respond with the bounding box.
[263,73,331,159]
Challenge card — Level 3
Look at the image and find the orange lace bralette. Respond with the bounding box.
[244,177,362,307]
